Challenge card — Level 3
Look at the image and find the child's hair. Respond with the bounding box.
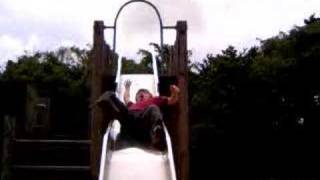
[135,89,152,101]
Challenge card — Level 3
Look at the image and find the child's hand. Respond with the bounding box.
[168,85,180,105]
[124,80,132,89]
[170,85,180,94]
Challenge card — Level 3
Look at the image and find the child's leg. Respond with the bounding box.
[140,105,163,142]
[96,91,129,122]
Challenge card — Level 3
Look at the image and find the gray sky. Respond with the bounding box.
[0,0,319,66]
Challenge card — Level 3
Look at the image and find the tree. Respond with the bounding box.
[0,46,91,137]
[189,15,320,179]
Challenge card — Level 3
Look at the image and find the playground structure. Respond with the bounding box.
[90,1,189,180]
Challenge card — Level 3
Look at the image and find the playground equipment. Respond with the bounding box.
[90,1,189,180]
[98,53,176,180]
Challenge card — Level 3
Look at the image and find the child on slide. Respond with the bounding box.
[95,80,180,149]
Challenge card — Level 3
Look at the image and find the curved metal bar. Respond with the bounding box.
[113,0,164,56]
[98,121,113,180]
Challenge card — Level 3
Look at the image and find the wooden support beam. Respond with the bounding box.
[168,44,178,76]
[90,21,112,180]
[173,21,189,180]
[2,116,16,180]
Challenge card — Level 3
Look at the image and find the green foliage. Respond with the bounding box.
[0,47,90,97]
[189,15,320,178]
[121,43,171,74]
[190,14,320,128]
[121,56,153,74]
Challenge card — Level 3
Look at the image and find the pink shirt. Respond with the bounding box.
[127,97,168,111]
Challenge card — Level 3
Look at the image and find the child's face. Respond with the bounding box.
[136,91,152,102]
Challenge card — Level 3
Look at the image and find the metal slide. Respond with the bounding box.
[98,54,177,180]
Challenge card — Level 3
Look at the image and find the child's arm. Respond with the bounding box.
[124,80,131,105]
[167,85,180,105]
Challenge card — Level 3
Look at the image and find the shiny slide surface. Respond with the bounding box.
[98,120,176,180]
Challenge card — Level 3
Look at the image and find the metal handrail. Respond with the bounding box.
[105,0,176,58]
[98,121,113,180]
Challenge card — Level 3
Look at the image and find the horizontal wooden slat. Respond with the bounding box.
[14,139,91,144]
[12,165,90,171]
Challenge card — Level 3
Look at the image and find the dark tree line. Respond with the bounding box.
[189,14,320,178]
[0,47,91,138]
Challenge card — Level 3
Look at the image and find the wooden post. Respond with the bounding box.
[2,116,16,180]
[173,21,189,180]
[90,21,112,179]
[168,45,178,76]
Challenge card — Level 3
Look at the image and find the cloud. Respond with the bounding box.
[0,34,44,65]
[0,0,92,63]
[0,0,319,65]
[189,0,320,61]
[0,35,24,63]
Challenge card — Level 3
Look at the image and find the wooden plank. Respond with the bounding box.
[12,165,90,171]
[175,21,189,180]
[91,21,114,180]
[14,139,91,144]
[91,21,107,180]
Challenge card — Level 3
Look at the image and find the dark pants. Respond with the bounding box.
[99,92,163,142]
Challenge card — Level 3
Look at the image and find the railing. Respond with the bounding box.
[104,0,176,57]
[98,121,113,180]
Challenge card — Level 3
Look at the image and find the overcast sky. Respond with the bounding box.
[0,0,319,66]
